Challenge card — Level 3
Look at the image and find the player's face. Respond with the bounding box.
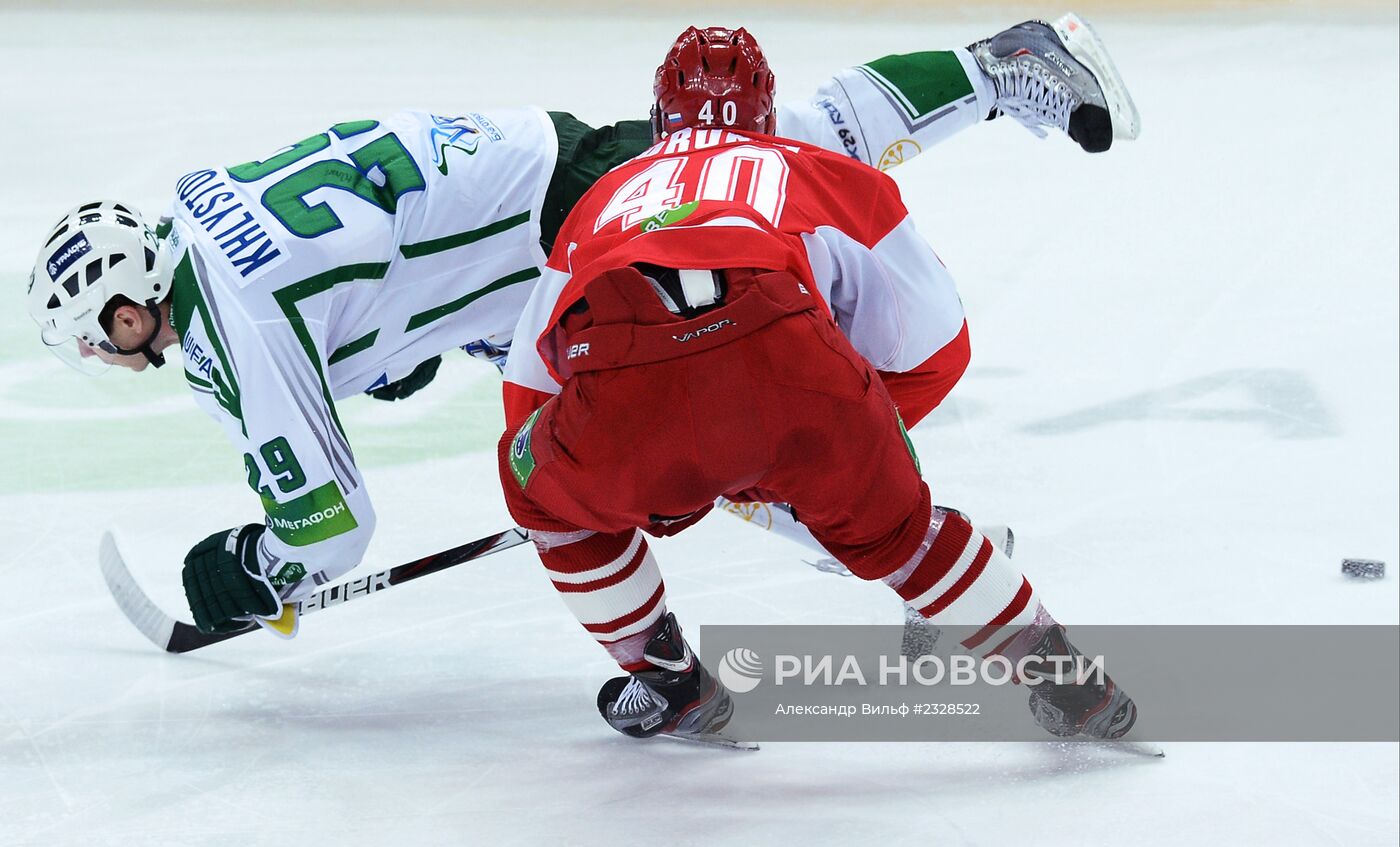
[78,338,152,372]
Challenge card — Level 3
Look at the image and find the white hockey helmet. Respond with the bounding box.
[29,201,174,373]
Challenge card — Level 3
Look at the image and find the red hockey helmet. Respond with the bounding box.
[651,26,777,140]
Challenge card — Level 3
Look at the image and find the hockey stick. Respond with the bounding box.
[100,502,972,655]
[98,527,530,654]
[97,503,854,655]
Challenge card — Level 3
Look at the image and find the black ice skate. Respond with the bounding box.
[1022,625,1139,741]
[970,12,1140,152]
[597,613,744,747]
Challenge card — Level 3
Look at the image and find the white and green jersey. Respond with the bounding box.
[167,108,556,598]
[165,50,993,601]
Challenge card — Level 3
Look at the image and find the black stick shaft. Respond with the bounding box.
[166,528,530,653]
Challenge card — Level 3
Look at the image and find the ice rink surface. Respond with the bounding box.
[1,4,1397,845]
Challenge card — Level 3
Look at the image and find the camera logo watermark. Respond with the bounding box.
[716,647,765,693]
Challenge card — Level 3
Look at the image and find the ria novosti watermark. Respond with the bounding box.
[718,646,1106,690]
[701,625,1400,742]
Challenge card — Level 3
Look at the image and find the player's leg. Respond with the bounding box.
[800,13,1137,172]
[499,428,735,740]
[496,264,873,740]
[970,13,1141,152]
[756,314,1138,741]
[496,423,667,673]
[496,357,739,740]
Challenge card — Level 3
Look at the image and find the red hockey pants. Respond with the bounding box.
[499,266,934,581]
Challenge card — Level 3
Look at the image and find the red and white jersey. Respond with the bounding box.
[503,127,968,426]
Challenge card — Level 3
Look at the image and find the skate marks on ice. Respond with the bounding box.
[906,366,1022,429]
[1021,368,1339,439]
[577,736,1163,800]
[0,361,192,422]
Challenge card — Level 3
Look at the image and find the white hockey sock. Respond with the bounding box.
[882,509,1045,656]
[534,528,667,669]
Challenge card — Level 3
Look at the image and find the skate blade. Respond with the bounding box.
[1053,12,1141,141]
[657,731,760,752]
[900,605,941,660]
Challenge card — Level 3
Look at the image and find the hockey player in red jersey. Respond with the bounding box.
[499,26,1139,744]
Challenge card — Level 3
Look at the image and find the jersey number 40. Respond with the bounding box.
[594,145,790,233]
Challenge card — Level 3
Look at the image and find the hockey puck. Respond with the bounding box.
[1341,559,1385,579]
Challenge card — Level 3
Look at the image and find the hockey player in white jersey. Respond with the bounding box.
[26,16,1138,639]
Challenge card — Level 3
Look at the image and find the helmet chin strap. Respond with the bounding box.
[649,103,664,141]
[139,345,166,368]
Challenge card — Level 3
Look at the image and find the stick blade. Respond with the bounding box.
[99,530,177,652]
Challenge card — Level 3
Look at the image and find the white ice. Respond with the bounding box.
[0,5,1396,846]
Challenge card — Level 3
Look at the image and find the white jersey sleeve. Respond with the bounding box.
[801,215,965,373]
[168,230,375,599]
[777,48,995,172]
[500,266,570,400]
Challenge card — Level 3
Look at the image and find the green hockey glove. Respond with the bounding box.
[182,524,280,634]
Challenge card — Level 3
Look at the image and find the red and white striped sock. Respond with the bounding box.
[532,528,667,670]
[882,509,1048,656]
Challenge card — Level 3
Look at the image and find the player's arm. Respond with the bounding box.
[237,347,378,604]
[180,279,376,635]
[502,266,571,429]
[873,323,970,429]
[776,49,994,170]
[805,176,970,427]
